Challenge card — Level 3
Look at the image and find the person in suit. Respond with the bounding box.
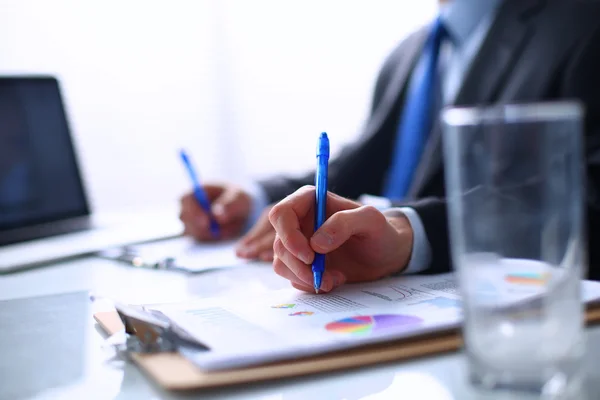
[180,0,483,260]
[266,0,600,291]
[180,0,600,272]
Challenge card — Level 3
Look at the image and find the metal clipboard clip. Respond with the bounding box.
[97,246,178,270]
[108,302,208,357]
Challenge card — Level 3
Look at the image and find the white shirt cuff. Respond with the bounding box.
[358,194,392,210]
[383,207,432,274]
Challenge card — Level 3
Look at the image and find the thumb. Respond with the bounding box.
[211,187,249,224]
[309,205,385,253]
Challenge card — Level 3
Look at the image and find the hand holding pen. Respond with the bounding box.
[268,132,415,293]
[177,149,281,261]
[179,150,253,241]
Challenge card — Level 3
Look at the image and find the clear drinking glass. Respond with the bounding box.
[441,101,587,396]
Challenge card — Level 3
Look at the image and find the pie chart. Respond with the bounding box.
[325,314,423,335]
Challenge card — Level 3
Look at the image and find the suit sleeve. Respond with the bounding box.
[256,37,411,204]
[398,24,600,277]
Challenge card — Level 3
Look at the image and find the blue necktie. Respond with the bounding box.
[383,17,448,200]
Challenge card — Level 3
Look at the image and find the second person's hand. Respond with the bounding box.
[180,183,252,241]
[236,205,276,261]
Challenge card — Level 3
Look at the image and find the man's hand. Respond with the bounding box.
[179,184,252,241]
[268,186,414,293]
[236,205,276,261]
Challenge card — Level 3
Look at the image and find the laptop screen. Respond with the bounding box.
[0,77,89,232]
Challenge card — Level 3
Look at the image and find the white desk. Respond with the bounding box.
[2,255,599,400]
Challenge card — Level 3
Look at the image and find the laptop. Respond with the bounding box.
[0,76,182,273]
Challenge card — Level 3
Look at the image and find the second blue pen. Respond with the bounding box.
[179,149,220,238]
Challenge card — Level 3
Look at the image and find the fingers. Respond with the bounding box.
[273,255,312,289]
[240,207,273,244]
[290,277,345,293]
[237,230,276,259]
[180,185,250,241]
[310,205,386,253]
[272,235,343,293]
[268,186,315,264]
[273,254,343,293]
[291,281,316,293]
[236,207,274,259]
[180,193,210,238]
[273,236,313,286]
[211,187,251,225]
[258,249,274,262]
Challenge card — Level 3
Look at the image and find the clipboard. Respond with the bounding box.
[94,302,600,391]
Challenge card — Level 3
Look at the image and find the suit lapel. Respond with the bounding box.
[408,0,544,197]
[361,28,428,144]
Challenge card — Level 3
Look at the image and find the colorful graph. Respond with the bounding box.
[413,297,461,309]
[325,314,422,335]
[271,304,295,309]
[289,311,314,316]
[505,272,549,286]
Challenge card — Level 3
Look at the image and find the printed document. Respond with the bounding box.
[149,273,600,371]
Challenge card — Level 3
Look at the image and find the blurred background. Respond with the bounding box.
[0,0,436,215]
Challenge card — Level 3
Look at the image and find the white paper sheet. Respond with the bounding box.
[150,273,600,371]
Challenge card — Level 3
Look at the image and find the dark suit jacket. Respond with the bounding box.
[258,0,600,280]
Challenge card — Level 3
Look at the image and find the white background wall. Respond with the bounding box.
[0,0,436,214]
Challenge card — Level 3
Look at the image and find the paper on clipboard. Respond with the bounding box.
[98,236,249,273]
[148,273,600,371]
[151,274,463,370]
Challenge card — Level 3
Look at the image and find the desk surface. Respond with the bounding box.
[1,256,599,400]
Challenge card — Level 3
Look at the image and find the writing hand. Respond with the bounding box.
[268,186,414,293]
[179,184,252,241]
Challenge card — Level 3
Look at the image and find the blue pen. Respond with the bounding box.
[179,149,220,238]
[312,132,329,293]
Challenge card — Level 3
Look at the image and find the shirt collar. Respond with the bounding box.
[439,0,502,46]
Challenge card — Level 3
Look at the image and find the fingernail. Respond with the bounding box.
[312,231,334,249]
[299,251,312,264]
[212,204,225,217]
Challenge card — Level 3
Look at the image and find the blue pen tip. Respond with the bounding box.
[313,273,322,293]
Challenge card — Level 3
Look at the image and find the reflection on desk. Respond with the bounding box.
[0,292,89,400]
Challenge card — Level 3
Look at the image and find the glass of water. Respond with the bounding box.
[441,101,587,396]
